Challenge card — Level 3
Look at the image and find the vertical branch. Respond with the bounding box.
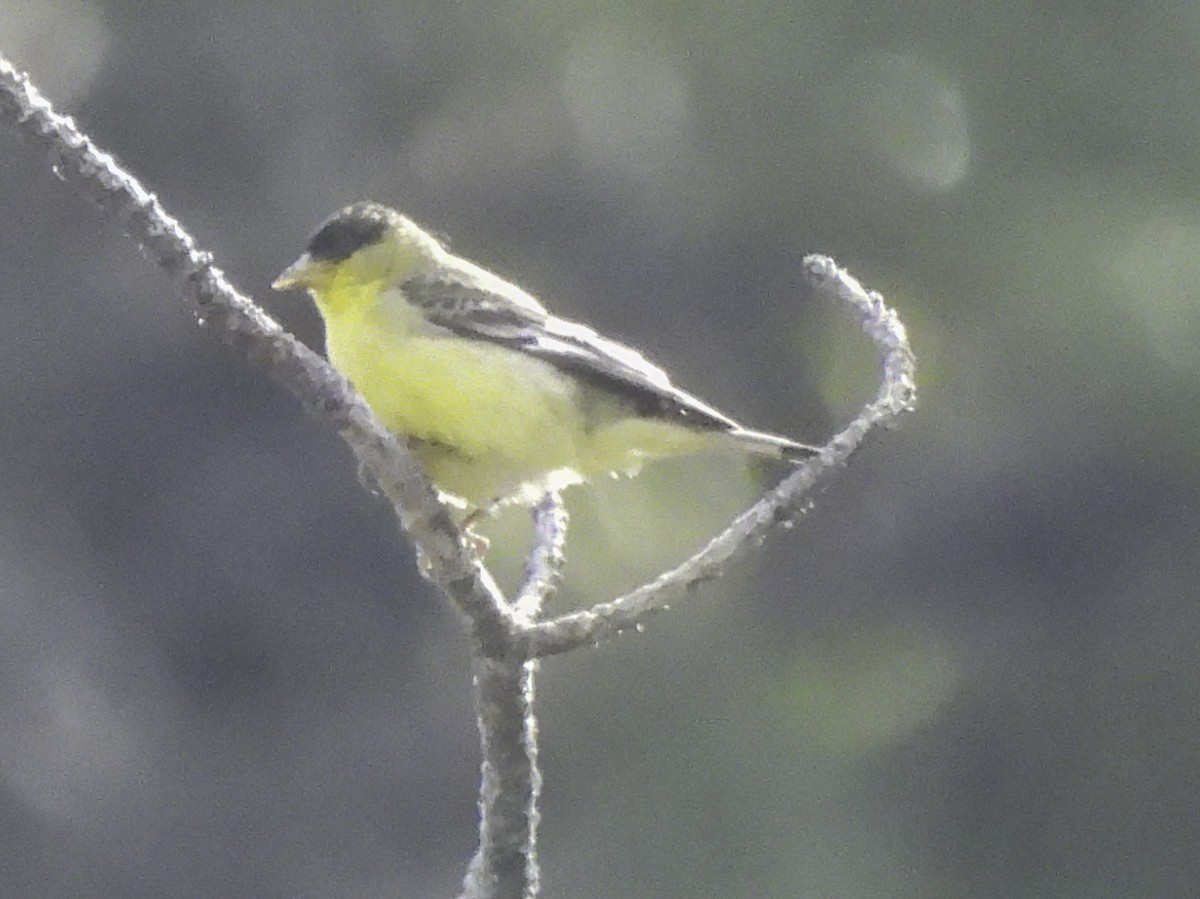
[462,493,566,898]
[461,656,541,899]
[462,494,564,898]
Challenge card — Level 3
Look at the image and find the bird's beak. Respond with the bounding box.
[272,252,315,290]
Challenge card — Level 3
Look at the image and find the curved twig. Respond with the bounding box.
[525,256,917,658]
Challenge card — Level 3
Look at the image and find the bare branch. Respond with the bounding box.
[460,657,541,899]
[512,494,569,623]
[525,255,917,657]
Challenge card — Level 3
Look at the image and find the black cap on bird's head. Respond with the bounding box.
[305,202,396,263]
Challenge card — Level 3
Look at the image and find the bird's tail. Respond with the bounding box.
[725,427,819,462]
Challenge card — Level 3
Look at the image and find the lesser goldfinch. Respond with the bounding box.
[273,202,816,512]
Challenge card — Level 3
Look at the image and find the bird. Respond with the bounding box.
[273,202,817,516]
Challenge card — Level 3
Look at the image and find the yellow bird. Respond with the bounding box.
[273,203,816,513]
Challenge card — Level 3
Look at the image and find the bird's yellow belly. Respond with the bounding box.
[325,317,587,505]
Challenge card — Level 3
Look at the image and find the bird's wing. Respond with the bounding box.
[399,274,744,432]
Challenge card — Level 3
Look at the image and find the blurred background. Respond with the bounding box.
[1,1,1198,896]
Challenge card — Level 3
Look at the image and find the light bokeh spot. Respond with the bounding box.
[843,51,971,190]
[0,0,110,104]
[1114,211,1200,371]
[561,29,691,181]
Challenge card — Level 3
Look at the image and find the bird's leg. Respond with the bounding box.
[458,500,503,556]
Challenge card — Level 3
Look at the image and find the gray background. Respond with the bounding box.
[2,1,1198,897]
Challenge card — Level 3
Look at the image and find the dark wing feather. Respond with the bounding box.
[400,275,743,432]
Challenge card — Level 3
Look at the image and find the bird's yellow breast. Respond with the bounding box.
[319,293,590,505]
